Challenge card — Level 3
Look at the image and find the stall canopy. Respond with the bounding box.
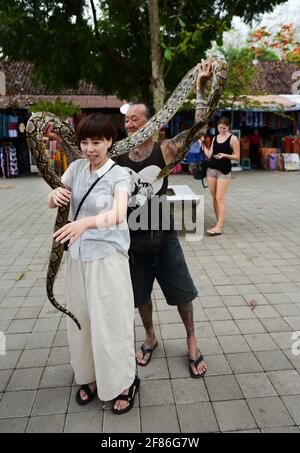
[228,94,300,112]
[0,94,123,110]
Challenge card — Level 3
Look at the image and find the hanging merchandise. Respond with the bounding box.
[0,143,18,177]
[260,148,278,170]
[8,116,18,138]
[43,140,68,176]
[284,137,295,153]
[268,153,278,171]
[253,112,259,128]
[259,112,266,127]
[0,114,9,138]
[245,111,253,127]
[283,136,300,154]
[282,153,300,171]
[297,113,300,136]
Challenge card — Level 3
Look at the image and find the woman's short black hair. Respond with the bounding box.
[76,113,117,145]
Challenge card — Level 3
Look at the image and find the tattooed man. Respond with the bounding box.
[116,61,213,378]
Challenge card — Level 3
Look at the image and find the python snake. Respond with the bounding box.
[26,57,228,330]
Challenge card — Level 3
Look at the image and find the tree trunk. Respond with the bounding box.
[147,0,165,112]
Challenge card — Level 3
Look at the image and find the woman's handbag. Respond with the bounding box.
[193,160,208,188]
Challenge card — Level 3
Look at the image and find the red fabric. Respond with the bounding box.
[284,137,295,153]
[249,133,261,145]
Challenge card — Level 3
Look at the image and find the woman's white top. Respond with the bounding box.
[61,158,131,262]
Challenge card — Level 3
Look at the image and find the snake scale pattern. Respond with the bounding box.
[26,57,228,330]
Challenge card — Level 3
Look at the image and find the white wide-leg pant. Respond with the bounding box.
[65,251,136,401]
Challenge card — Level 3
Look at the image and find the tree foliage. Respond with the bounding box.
[0,0,287,102]
[219,47,262,110]
[248,23,300,62]
[30,96,81,117]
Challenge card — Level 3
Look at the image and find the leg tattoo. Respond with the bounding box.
[177,302,194,337]
[177,302,208,376]
[136,298,157,366]
[138,298,155,339]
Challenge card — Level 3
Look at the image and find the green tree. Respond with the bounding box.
[0,0,286,105]
[220,48,262,122]
[30,97,81,117]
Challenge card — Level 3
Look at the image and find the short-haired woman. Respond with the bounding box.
[47,113,139,414]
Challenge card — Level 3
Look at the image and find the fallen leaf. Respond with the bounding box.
[15,273,25,281]
[0,184,15,190]
[250,299,257,311]
[26,266,35,272]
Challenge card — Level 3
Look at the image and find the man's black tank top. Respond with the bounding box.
[117,142,168,196]
[208,134,233,175]
[117,142,171,231]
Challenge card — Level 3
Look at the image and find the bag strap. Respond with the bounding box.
[73,163,116,221]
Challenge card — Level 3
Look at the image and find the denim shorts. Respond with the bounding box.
[129,231,198,308]
[207,168,231,180]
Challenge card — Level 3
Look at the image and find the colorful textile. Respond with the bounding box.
[0,143,18,177]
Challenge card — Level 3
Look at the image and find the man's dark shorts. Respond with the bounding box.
[129,231,198,308]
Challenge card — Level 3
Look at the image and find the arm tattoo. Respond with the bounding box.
[165,130,189,158]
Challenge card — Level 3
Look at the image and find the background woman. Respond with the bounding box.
[201,117,240,236]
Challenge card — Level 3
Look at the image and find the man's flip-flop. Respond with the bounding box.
[189,350,207,379]
[136,342,158,367]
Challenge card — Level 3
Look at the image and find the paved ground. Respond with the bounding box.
[0,170,300,433]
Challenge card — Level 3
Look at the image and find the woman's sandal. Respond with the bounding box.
[76,384,97,406]
[189,349,207,379]
[112,376,140,415]
[206,229,222,237]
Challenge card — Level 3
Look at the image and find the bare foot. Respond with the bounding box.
[113,388,129,411]
[187,336,208,376]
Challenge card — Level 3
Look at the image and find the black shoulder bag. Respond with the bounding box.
[193,146,211,189]
[193,160,209,189]
[63,163,116,251]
